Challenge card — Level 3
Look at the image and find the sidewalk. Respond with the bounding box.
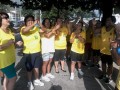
[0,48,119,90]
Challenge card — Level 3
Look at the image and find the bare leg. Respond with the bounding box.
[54,61,59,72]
[27,71,32,82]
[7,76,17,90]
[3,76,8,90]
[71,61,76,73]
[102,63,106,75]
[61,60,65,70]
[77,61,82,69]
[34,68,40,79]
[107,64,113,79]
[42,61,49,76]
[47,59,52,73]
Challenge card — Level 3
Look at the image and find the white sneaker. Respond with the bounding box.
[33,79,44,86]
[41,75,50,82]
[46,73,55,79]
[78,69,84,75]
[27,82,34,90]
[70,73,74,80]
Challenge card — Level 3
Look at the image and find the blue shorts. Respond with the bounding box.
[1,63,16,79]
[24,52,43,72]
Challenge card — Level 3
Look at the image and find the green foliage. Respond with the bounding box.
[0,3,11,13]
[21,8,34,16]
[42,6,58,19]
[42,6,93,19]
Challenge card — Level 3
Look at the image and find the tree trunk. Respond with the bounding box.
[101,0,113,26]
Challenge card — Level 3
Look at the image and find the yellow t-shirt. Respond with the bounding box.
[20,26,41,54]
[92,35,101,50]
[116,68,120,90]
[0,28,15,69]
[100,27,115,55]
[70,31,86,54]
[55,26,68,49]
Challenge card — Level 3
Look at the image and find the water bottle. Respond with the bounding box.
[32,23,40,31]
[117,47,120,55]
[34,23,40,27]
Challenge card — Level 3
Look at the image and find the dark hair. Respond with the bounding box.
[0,12,9,27]
[55,17,63,22]
[111,16,116,23]
[42,18,51,28]
[78,21,83,27]
[24,15,34,26]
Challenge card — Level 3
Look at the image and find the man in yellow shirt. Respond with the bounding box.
[99,16,115,83]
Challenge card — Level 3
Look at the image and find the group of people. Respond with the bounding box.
[0,11,120,90]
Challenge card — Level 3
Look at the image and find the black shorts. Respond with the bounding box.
[71,51,84,62]
[93,49,100,56]
[101,54,113,65]
[24,52,43,72]
[53,49,66,61]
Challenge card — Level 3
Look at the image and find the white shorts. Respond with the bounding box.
[42,52,54,61]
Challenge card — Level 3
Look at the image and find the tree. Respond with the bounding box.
[21,8,34,16]
[16,0,120,25]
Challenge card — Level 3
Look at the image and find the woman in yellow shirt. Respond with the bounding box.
[70,21,86,80]
[54,17,68,73]
[0,12,17,90]
[91,20,101,67]
[20,15,44,90]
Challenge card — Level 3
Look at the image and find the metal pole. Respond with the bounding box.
[40,10,42,23]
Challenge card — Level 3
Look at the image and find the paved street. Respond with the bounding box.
[0,47,119,90]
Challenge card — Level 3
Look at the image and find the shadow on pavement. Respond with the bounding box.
[83,66,115,90]
[49,85,62,90]
[14,56,28,90]
[112,67,119,83]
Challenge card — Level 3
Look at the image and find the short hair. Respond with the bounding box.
[78,21,83,27]
[24,15,34,26]
[0,12,9,27]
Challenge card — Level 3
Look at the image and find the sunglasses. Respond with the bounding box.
[2,16,9,19]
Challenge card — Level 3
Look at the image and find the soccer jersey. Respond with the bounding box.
[100,26,115,55]
[92,31,101,50]
[20,26,41,54]
[0,28,15,69]
[55,26,68,49]
[70,31,86,54]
